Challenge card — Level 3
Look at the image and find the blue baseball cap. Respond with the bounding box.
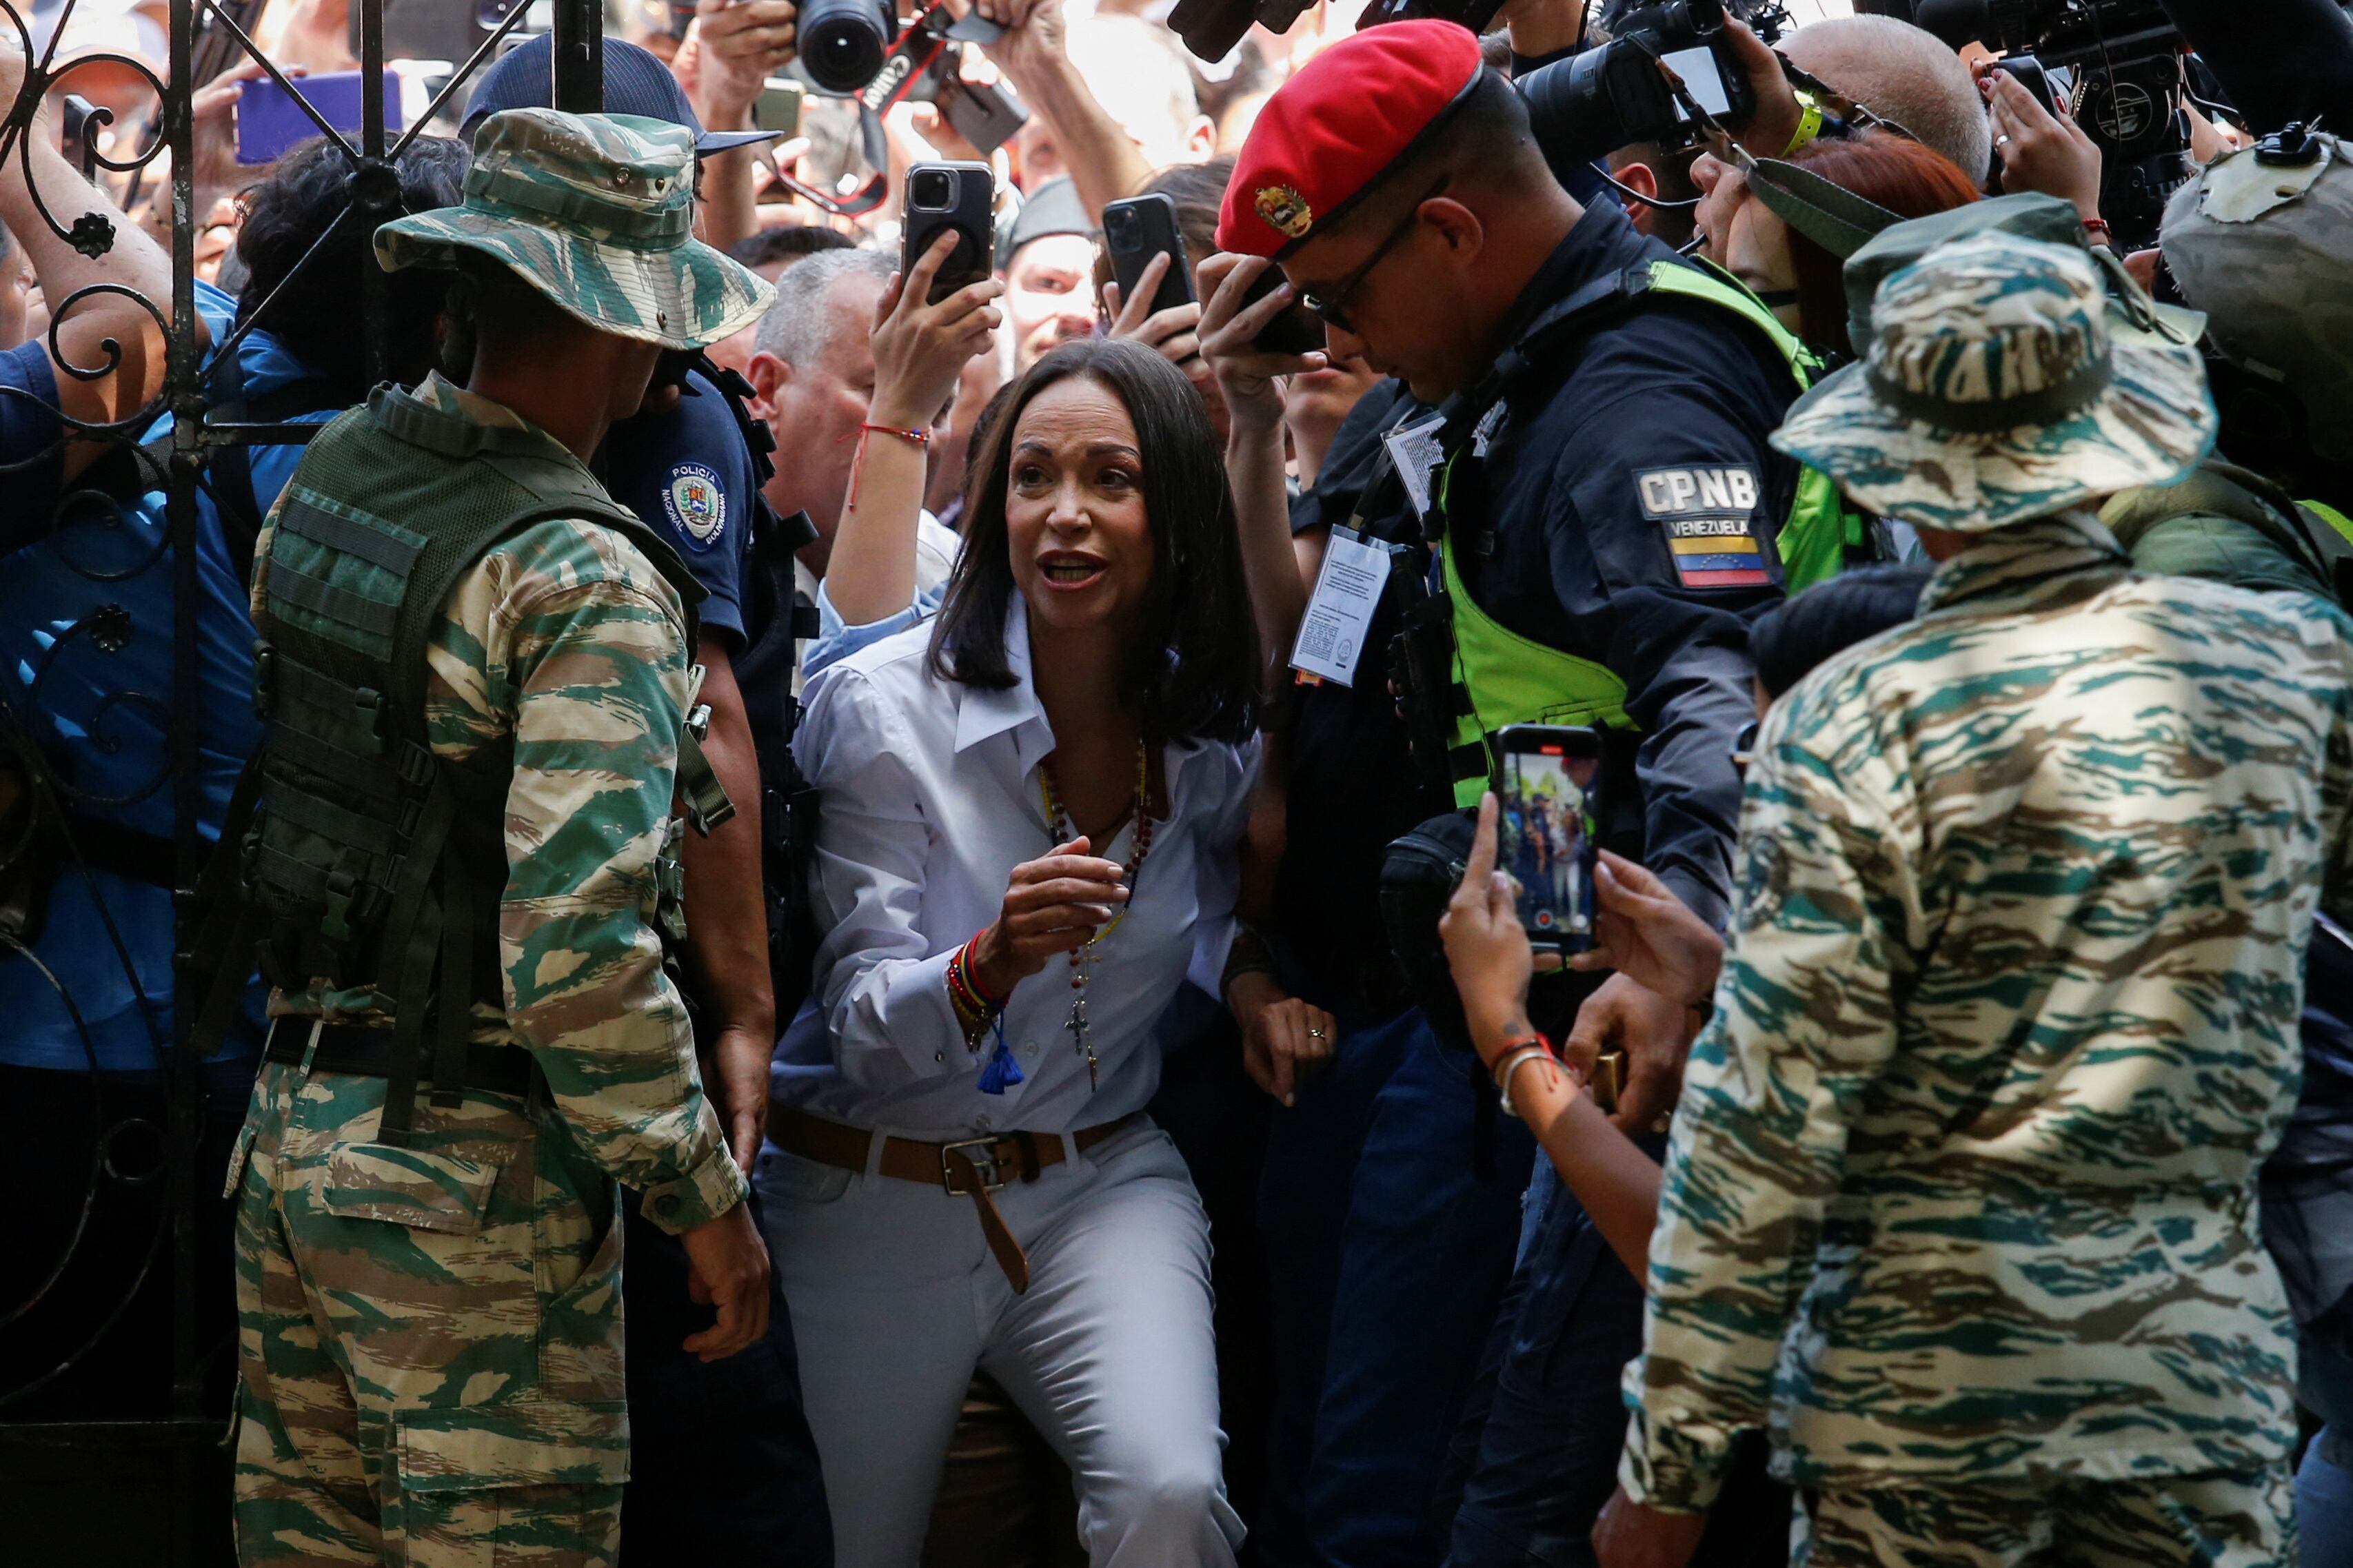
[463,32,782,156]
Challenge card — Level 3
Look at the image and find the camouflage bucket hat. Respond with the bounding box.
[375,108,774,352]
[2161,128,2353,463]
[1772,233,2216,533]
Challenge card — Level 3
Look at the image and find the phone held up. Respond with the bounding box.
[1102,194,1195,317]
[1492,725,1604,955]
[902,161,995,305]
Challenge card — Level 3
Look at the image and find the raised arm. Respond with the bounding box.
[0,32,174,478]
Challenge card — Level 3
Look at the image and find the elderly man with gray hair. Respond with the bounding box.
[746,244,996,680]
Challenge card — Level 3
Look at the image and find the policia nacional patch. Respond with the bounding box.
[1635,465,1772,589]
[663,460,728,551]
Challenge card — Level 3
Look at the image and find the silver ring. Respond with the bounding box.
[1995,133,2012,147]
[1307,1027,1328,1042]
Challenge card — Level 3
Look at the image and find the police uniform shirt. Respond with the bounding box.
[1446,200,1801,929]
[604,367,757,649]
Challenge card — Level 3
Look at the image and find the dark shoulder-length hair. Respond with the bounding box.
[928,337,1261,746]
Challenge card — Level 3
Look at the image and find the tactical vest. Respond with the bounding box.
[1429,257,1860,808]
[190,383,713,1145]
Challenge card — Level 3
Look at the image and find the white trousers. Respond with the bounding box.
[754,1118,1244,1568]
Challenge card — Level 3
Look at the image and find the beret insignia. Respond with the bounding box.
[1255,185,1314,240]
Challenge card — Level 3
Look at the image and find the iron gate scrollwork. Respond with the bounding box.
[0,0,603,1557]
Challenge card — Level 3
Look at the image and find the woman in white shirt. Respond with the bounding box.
[759,337,1266,1568]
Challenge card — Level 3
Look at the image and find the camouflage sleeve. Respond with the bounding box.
[1617,706,1912,1511]
[432,522,747,1234]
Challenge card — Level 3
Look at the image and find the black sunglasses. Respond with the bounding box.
[1293,178,1449,335]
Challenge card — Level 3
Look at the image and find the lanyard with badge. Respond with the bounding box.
[1287,410,1450,689]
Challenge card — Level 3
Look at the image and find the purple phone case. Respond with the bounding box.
[236,70,404,166]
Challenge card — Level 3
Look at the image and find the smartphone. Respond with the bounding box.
[1242,263,1326,356]
[668,0,698,37]
[902,161,994,305]
[1493,724,1604,950]
[1104,194,1195,318]
[756,77,805,136]
[237,70,405,166]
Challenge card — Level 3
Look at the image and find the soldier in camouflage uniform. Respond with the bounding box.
[223,110,778,1566]
[1604,232,2353,1567]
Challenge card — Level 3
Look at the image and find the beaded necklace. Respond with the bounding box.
[1037,738,1154,1091]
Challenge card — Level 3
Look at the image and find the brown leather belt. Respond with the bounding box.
[769,1106,1139,1294]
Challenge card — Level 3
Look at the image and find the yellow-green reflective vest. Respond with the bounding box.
[1438,259,1854,808]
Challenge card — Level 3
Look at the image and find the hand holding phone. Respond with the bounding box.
[1104,194,1193,318]
[902,161,994,305]
[1493,725,1604,953]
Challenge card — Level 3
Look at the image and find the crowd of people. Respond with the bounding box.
[6,0,2353,1566]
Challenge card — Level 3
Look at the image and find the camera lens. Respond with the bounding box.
[911,169,954,210]
[1106,207,1137,245]
[797,0,893,93]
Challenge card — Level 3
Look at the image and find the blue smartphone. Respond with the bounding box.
[236,70,405,166]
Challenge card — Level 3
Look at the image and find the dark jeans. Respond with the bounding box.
[619,1184,833,1568]
[1258,1008,1534,1568]
[1442,1165,1787,1568]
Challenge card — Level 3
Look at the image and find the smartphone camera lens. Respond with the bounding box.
[911,170,954,210]
[1105,206,1137,247]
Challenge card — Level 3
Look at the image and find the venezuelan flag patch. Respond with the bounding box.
[1635,465,1776,590]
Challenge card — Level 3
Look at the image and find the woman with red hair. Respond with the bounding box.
[1691,129,1983,363]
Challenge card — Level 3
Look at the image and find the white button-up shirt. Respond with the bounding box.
[774,595,1258,1137]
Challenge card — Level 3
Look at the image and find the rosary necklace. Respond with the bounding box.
[1038,739,1153,1092]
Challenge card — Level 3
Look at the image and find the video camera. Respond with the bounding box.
[1917,0,2194,249]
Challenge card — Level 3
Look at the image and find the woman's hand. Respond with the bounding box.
[868,230,1004,432]
[1567,851,1724,1010]
[1229,970,1337,1108]
[1103,252,1217,407]
[1981,65,2103,223]
[970,836,1129,997]
[1440,793,1538,1068]
[1196,251,1327,441]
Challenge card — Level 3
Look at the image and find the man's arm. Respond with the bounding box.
[680,637,776,1174]
[0,35,174,479]
[469,553,748,1230]
[981,0,1149,222]
[681,0,799,252]
[1618,706,1908,1512]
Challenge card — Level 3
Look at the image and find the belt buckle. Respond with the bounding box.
[940,1137,1009,1196]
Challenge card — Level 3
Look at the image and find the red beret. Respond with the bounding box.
[1217,21,1484,260]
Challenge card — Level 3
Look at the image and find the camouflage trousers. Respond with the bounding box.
[229,1055,630,1567]
[1791,1465,2297,1568]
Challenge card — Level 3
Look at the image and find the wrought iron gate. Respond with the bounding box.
[0,2,604,1557]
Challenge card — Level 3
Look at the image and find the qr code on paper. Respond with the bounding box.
[1297,616,1337,663]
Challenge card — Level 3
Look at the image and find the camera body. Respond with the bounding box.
[1920,0,2192,250]
[1517,0,1757,179]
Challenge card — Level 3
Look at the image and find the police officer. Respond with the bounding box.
[223,110,774,1565]
[461,40,834,1565]
[1209,21,1839,1566]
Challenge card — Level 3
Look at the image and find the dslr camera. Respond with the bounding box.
[1517,0,1764,176]
[796,0,1027,156]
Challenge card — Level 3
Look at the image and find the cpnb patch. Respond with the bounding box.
[663,462,727,551]
[1635,465,1771,589]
